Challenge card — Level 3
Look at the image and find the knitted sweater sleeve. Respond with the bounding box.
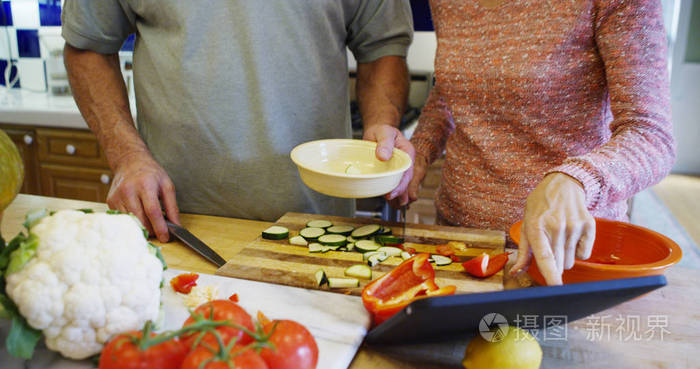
[410,86,456,164]
[549,0,675,211]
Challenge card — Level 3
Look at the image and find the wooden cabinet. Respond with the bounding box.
[0,124,112,203]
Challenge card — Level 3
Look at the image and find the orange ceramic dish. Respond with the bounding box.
[509,218,682,285]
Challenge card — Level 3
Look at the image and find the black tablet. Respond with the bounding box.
[365,275,666,344]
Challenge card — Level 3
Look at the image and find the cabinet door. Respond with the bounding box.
[39,164,113,203]
[2,127,41,195]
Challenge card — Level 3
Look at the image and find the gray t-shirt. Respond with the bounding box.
[62,0,413,221]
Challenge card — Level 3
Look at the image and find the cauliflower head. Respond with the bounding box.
[4,210,164,359]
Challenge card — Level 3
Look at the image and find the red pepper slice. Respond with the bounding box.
[362,253,457,326]
[170,272,199,294]
[436,244,456,257]
[405,247,417,255]
[461,252,511,278]
[228,293,239,303]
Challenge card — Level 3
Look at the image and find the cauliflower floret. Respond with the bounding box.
[5,210,163,359]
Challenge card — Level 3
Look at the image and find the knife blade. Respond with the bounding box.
[400,205,407,238]
[165,220,227,267]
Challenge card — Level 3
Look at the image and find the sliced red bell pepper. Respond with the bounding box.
[170,272,199,294]
[228,293,239,303]
[362,253,457,325]
[436,244,456,257]
[461,252,511,278]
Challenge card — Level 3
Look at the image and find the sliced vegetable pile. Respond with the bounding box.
[98,299,318,369]
[1,209,166,360]
[262,219,510,290]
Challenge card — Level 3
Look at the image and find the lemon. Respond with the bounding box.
[462,326,542,369]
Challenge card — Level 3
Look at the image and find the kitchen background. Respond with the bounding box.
[0,0,698,258]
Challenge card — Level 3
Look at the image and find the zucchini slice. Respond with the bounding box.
[401,251,412,260]
[367,253,388,267]
[345,264,372,279]
[346,242,356,252]
[431,254,453,266]
[328,278,360,289]
[351,224,382,238]
[378,226,393,235]
[262,226,289,240]
[306,220,333,229]
[317,234,347,246]
[376,246,402,258]
[375,235,404,245]
[346,236,358,243]
[299,227,326,240]
[315,269,328,286]
[326,225,355,236]
[362,251,387,261]
[308,243,324,253]
[355,239,381,252]
[289,235,308,246]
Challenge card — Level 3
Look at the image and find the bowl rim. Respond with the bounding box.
[509,218,683,272]
[290,139,412,179]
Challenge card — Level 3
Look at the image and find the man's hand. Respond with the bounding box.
[363,124,416,206]
[107,151,179,243]
[510,173,596,285]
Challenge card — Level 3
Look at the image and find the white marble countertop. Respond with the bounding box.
[0,89,136,130]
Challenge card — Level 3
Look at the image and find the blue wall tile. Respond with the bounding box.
[0,1,12,26]
[17,29,40,58]
[0,59,21,87]
[410,0,433,31]
[121,33,135,51]
[39,0,61,26]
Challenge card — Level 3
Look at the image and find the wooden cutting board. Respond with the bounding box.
[216,212,506,295]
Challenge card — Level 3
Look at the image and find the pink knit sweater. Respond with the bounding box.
[411,0,675,232]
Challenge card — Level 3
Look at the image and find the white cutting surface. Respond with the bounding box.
[0,269,370,369]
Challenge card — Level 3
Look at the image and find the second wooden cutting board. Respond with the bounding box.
[216,212,506,295]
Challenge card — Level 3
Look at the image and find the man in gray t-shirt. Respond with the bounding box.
[62,1,415,242]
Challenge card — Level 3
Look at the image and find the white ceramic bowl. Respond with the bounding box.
[290,139,412,198]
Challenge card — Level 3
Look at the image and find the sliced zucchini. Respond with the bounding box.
[306,220,333,229]
[308,243,324,253]
[262,226,289,240]
[346,236,358,243]
[376,246,402,258]
[315,269,328,286]
[346,242,356,252]
[362,251,387,261]
[367,253,388,267]
[289,235,308,246]
[345,264,372,279]
[378,226,393,235]
[351,224,382,238]
[431,254,453,266]
[355,239,381,252]
[328,278,360,289]
[317,234,347,246]
[326,225,354,236]
[375,235,404,245]
[299,227,326,240]
[338,246,348,252]
[401,251,412,260]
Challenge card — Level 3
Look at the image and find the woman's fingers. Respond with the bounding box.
[577,216,596,260]
[510,226,532,275]
[529,227,563,285]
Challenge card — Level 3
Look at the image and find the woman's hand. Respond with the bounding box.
[510,173,596,285]
[363,124,416,206]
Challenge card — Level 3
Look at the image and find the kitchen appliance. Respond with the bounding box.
[39,29,70,95]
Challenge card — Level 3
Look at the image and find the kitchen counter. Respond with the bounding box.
[2,194,699,369]
[0,89,136,129]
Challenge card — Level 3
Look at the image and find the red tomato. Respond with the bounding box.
[99,331,188,369]
[259,319,318,369]
[170,273,199,294]
[182,300,254,349]
[180,345,268,369]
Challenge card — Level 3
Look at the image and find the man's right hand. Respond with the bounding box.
[107,152,179,242]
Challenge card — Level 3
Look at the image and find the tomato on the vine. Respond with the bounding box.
[258,317,318,369]
[180,345,269,369]
[98,331,188,369]
[182,300,255,349]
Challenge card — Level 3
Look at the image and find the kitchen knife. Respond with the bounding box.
[400,205,407,238]
[165,220,227,267]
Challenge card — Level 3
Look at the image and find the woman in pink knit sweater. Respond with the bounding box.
[400,0,675,285]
